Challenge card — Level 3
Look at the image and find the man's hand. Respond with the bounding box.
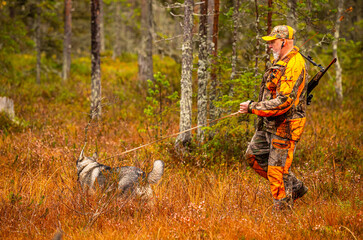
[239,100,251,114]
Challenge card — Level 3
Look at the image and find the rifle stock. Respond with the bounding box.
[305,57,337,105]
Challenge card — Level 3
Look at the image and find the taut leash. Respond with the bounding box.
[102,111,240,160]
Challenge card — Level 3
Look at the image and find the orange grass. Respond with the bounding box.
[0,55,362,239]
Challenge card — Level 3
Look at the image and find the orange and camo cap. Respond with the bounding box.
[262,25,295,41]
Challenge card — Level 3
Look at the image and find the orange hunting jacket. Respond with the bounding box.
[248,46,307,141]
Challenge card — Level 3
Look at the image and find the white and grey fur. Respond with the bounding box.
[76,150,164,198]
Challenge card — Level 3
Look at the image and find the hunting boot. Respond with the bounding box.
[293,184,308,202]
[273,196,294,211]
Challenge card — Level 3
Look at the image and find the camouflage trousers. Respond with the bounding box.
[245,130,304,200]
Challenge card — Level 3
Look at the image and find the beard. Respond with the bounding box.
[272,50,280,60]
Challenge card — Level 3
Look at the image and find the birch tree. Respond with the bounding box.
[209,0,220,124]
[91,0,102,119]
[197,0,209,142]
[62,0,72,82]
[138,0,154,83]
[333,0,344,101]
[176,0,194,147]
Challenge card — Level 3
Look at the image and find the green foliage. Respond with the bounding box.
[339,40,362,74]
[141,72,179,139]
[200,70,258,166]
[0,112,26,134]
[179,51,258,167]
[197,116,254,167]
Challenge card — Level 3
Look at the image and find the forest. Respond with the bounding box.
[0,0,362,239]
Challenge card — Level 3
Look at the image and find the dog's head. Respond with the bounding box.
[76,150,100,175]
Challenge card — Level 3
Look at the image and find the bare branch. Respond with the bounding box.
[170,11,184,17]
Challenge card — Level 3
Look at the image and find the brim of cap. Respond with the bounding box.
[262,36,278,41]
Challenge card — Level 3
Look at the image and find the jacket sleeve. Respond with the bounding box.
[249,56,306,117]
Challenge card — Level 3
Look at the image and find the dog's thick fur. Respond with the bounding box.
[76,150,164,199]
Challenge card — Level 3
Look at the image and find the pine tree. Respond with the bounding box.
[90,0,102,119]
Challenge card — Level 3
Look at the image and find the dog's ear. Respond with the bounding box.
[92,152,98,160]
[78,149,85,161]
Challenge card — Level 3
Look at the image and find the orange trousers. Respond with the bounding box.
[245,131,304,200]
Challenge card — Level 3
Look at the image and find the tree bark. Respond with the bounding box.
[35,6,41,84]
[0,97,15,120]
[91,0,102,119]
[112,0,121,60]
[209,0,220,124]
[100,0,105,52]
[207,0,214,50]
[265,0,272,69]
[176,0,194,147]
[138,0,154,83]
[333,0,344,101]
[230,0,240,98]
[253,0,260,99]
[287,0,297,29]
[197,0,209,142]
[62,0,72,82]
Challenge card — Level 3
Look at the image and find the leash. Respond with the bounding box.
[102,111,240,160]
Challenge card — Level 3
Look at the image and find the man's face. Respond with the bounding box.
[268,39,283,59]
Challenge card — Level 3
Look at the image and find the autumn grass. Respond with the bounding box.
[0,54,362,239]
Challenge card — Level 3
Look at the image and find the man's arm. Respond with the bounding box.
[245,56,306,117]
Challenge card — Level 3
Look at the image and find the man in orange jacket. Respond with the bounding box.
[239,25,308,209]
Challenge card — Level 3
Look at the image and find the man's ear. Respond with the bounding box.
[92,152,98,160]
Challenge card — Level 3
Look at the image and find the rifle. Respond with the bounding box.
[300,52,337,105]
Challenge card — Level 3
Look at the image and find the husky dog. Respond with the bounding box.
[76,150,164,199]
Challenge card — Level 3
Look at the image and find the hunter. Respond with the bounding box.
[239,25,308,209]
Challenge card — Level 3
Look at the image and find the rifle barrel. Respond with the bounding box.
[300,52,324,70]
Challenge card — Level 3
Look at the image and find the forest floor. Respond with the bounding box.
[0,54,362,239]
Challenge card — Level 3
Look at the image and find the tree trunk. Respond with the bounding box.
[35,6,41,85]
[100,0,105,52]
[209,0,220,124]
[333,0,344,101]
[138,0,154,83]
[0,97,15,120]
[207,0,214,50]
[62,0,72,82]
[91,0,102,119]
[176,0,194,147]
[197,0,209,142]
[112,1,121,60]
[230,0,240,98]
[253,0,260,99]
[265,0,272,69]
[287,0,297,29]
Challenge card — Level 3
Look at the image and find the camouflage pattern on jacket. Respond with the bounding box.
[248,46,307,141]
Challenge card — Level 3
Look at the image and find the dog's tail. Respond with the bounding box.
[147,160,164,184]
